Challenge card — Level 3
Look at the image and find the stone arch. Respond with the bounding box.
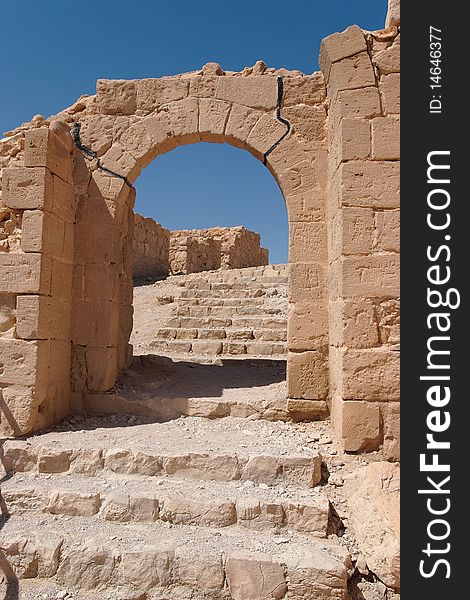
[69,72,330,420]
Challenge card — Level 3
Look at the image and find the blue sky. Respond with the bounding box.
[0,1,386,263]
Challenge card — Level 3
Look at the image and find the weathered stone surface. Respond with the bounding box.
[371,117,400,160]
[347,462,400,588]
[56,545,116,589]
[216,76,277,110]
[386,0,400,28]
[225,555,287,600]
[97,80,137,115]
[320,25,368,79]
[380,72,400,115]
[47,490,101,516]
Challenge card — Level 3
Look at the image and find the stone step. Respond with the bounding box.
[156,327,287,343]
[0,513,349,599]
[178,296,267,307]
[179,287,279,299]
[2,418,323,488]
[159,316,287,331]
[150,338,286,356]
[2,472,330,536]
[173,304,283,317]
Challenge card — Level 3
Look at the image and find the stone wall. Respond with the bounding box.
[132,214,169,281]
[321,12,400,458]
[0,0,400,458]
[170,226,268,273]
[169,235,221,274]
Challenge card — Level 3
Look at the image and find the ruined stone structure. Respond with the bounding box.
[0,1,400,597]
[132,214,170,281]
[0,8,400,457]
[171,226,269,273]
[169,233,221,275]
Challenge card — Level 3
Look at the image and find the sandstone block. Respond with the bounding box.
[56,545,116,589]
[0,338,49,386]
[136,77,189,112]
[246,113,287,156]
[2,166,53,210]
[373,37,400,75]
[382,401,400,460]
[287,350,329,400]
[175,550,225,592]
[159,496,236,527]
[386,0,400,27]
[48,490,101,516]
[380,72,400,114]
[329,298,379,349]
[286,546,348,599]
[284,497,329,534]
[225,555,287,600]
[69,448,104,476]
[335,397,381,452]
[24,128,72,182]
[241,455,281,484]
[16,295,71,340]
[38,448,72,473]
[371,116,400,160]
[347,461,400,588]
[278,159,318,197]
[331,118,371,169]
[216,76,277,110]
[2,440,38,472]
[375,210,400,252]
[338,348,400,400]
[289,221,327,262]
[100,142,142,183]
[339,160,400,209]
[100,491,159,523]
[104,448,163,476]
[167,98,199,142]
[97,79,137,114]
[287,399,329,421]
[284,104,326,143]
[198,98,231,136]
[119,114,174,167]
[225,104,261,145]
[330,207,375,260]
[332,255,400,298]
[191,340,223,355]
[330,87,382,126]
[21,209,64,256]
[189,75,218,98]
[120,547,173,590]
[377,298,400,345]
[163,453,241,481]
[288,303,328,351]
[282,72,326,105]
[328,52,376,96]
[235,496,284,529]
[289,262,327,304]
[320,25,368,80]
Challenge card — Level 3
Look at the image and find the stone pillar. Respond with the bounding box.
[322,25,400,457]
[1,123,74,435]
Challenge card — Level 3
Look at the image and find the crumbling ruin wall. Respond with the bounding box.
[0,1,400,458]
[169,235,221,274]
[170,225,268,273]
[132,214,170,280]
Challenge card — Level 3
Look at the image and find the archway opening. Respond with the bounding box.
[117,141,290,421]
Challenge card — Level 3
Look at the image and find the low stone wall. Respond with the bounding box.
[170,226,269,273]
[169,235,221,274]
[132,214,170,281]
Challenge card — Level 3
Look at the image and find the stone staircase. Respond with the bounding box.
[150,264,288,357]
[0,415,355,599]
